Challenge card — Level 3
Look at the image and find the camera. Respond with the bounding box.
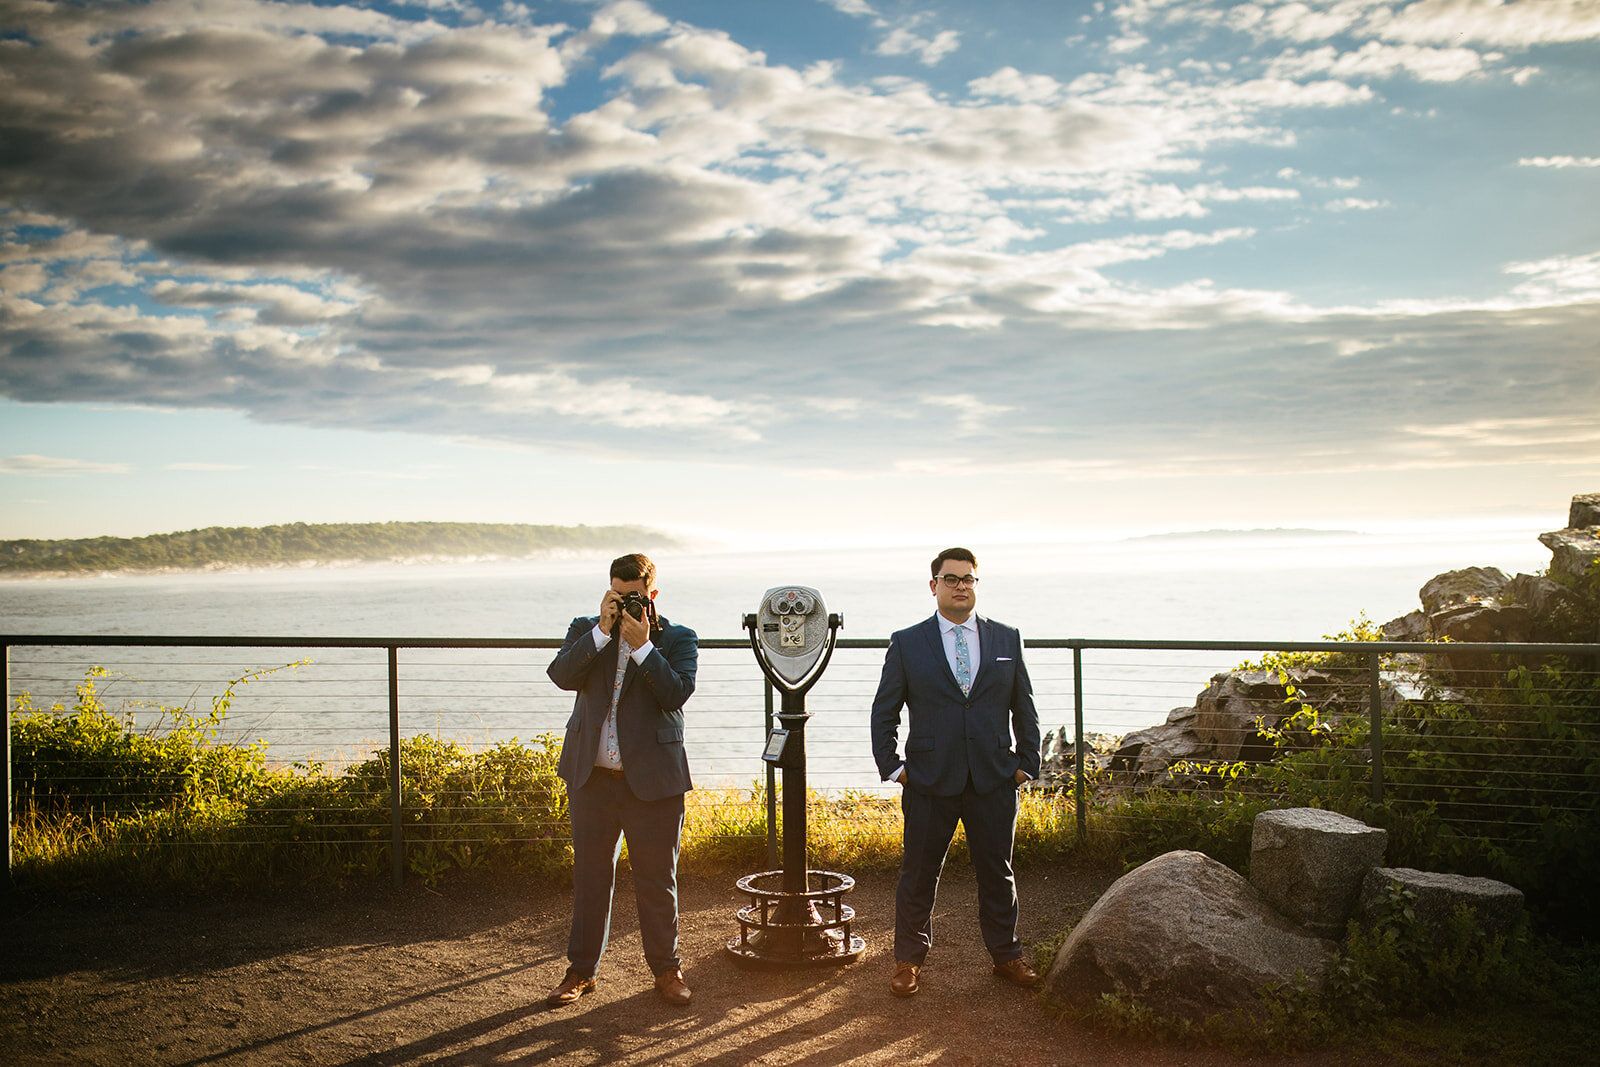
[613,591,660,635]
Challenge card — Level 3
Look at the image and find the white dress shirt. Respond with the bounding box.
[590,623,655,770]
[937,613,980,690]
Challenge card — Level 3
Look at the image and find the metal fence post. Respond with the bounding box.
[1368,651,1384,806]
[764,677,777,870]
[1073,644,1086,842]
[388,645,404,886]
[3,642,11,888]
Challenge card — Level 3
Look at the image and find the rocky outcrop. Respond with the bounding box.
[1250,809,1388,937]
[1359,867,1525,943]
[1538,527,1600,584]
[1042,850,1333,1022]
[1084,667,1399,794]
[1567,492,1600,529]
[1038,492,1597,794]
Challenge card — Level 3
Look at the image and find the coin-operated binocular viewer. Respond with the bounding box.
[726,586,865,967]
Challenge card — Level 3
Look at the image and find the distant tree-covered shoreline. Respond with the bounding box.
[0,522,677,575]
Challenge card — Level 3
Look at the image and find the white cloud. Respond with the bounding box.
[1325,196,1388,211]
[1519,155,1600,168]
[819,0,877,16]
[166,462,248,471]
[875,26,961,65]
[1505,251,1600,301]
[1268,41,1489,82]
[0,454,131,475]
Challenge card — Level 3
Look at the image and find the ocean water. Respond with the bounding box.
[0,528,1555,788]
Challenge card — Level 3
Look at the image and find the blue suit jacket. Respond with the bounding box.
[548,615,697,802]
[870,614,1040,796]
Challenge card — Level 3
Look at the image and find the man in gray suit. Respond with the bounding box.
[870,547,1041,997]
[545,553,698,1008]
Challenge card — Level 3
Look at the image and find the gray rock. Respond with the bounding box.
[1380,610,1427,642]
[1194,673,1287,762]
[1538,527,1600,583]
[1112,714,1208,778]
[1044,850,1334,1022]
[1359,867,1525,943]
[1419,567,1510,618]
[1250,808,1388,937]
[1503,572,1572,620]
[1431,601,1534,643]
[1568,492,1600,529]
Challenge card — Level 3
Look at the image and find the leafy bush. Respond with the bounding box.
[10,670,572,891]
[12,665,289,822]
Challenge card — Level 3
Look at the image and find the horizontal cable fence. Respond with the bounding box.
[4,634,1598,886]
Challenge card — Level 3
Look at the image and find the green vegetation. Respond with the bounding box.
[11,670,571,890]
[1044,875,1600,1064]
[0,521,676,575]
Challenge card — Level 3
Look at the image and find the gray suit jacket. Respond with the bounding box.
[870,614,1040,796]
[548,615,697,802]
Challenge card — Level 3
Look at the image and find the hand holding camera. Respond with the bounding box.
[613,589,660,647]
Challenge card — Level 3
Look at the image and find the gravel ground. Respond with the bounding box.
[2,859,1389,1066]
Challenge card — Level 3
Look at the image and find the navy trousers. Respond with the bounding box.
[894,779,1021,966]
[566,772,685,978]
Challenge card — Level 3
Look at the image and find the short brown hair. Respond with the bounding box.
[930,547,976,577]
[610,553,657,591]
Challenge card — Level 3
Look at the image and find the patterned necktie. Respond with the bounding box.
[953,623,972,696]
[604,636,632,766]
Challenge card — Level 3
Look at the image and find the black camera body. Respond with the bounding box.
[613,591,660,636]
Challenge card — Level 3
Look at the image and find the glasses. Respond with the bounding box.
[935,574,979,588]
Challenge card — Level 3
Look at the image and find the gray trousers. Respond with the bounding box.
[566,772,685,978]
[894,779,1021,966]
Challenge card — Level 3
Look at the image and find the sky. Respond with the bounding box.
[1,0,1597,549]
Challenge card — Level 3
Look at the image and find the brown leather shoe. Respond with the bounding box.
[655,967,692,1006]
[889,960,920,997]
[993,957,1038,987]
[546,968,595,1007]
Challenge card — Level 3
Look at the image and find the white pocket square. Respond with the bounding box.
[997,656,1013,661]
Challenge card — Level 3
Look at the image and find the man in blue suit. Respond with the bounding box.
[870,547,1041,997]
[545,553,698,1008]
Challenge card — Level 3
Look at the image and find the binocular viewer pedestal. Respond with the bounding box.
[726,869,865,967]
[726,588,864,969]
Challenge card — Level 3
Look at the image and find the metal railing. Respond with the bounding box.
[5,633,1599,885]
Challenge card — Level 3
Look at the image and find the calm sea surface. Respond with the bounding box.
[0,530,1552,789]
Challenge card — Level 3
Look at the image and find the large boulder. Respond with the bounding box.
[1043,850,1334,1022]
[1359,867,1525,943]
[1419,567,1510,618]
[1250,808,1388,937]
[1538,527,1600,584]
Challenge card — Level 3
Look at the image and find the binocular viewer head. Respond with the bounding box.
[746,584,836,688]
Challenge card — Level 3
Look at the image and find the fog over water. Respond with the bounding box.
[0,528,1554,788]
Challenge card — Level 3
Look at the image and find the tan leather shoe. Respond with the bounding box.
[655,967,692,1006]
[546,968,596,1007]
[993,957,1038,987]
[889,960,920,997]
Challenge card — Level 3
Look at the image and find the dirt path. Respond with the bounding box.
[2,860,1378,1066]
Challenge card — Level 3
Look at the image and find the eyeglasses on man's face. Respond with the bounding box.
[935,574,979,588]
